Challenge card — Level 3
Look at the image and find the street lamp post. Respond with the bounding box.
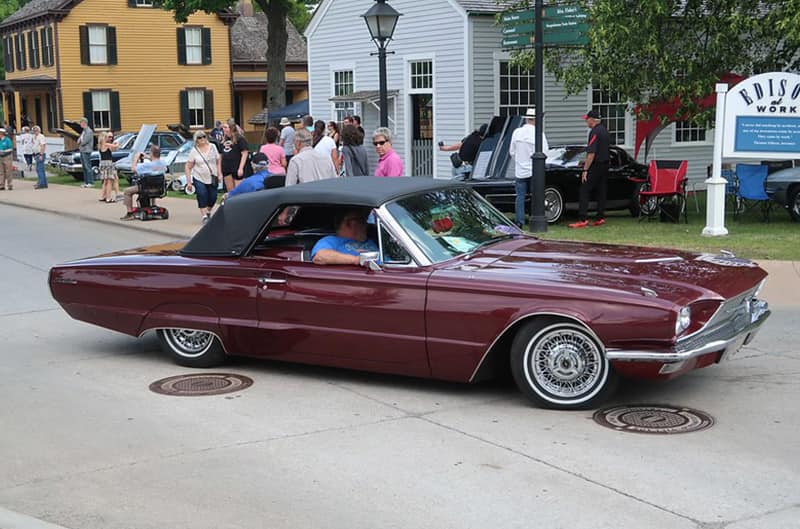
[362,0,402,128]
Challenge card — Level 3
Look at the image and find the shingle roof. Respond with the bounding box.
[231,13,307,64]
[0,0,66,28]
[456,0,516,14]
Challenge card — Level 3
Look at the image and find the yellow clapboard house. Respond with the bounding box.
[0,0,237,136]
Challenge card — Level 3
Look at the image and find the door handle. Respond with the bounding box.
[258,277,286,285]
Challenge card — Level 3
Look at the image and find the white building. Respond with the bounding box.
[306,0,714,181]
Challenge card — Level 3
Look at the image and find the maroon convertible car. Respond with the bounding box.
[49,177,770,409]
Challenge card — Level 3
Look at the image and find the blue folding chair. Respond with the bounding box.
[734,164,772,221]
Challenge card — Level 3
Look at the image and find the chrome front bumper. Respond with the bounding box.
[606,298,770,364]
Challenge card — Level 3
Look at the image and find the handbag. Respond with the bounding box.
[195,146,218,186]
[450,152,462,168]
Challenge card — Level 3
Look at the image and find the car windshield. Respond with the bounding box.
[548,146,586,167]
[386,188,521,263]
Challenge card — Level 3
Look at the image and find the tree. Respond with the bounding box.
[161,0,310,112]
[507,0,800,124]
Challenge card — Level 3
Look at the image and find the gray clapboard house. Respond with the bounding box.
[306,0,713,181]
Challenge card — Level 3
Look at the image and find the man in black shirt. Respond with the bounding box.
[439,123,488,176]
[570,109,611,228]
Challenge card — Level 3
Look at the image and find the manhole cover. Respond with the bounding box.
[593,405,714,434]
[149,373,253,396]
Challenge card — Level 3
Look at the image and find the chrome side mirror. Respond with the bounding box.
[358,251,382,271]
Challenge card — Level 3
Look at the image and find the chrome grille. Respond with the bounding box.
[676,286,761,354]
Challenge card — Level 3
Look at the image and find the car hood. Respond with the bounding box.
[442,237,767,306]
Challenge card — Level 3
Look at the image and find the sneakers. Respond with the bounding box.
[120,212,136,221]
[201,214,209,224]
[568,220,589,229]
[34,185,47,190]
[591,218,606,227]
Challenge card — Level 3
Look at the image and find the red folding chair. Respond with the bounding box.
[638,160,688,223]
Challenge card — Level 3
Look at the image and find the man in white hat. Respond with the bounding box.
[0,128,14,190]
[278,116,296,164]
[509,108,549,227]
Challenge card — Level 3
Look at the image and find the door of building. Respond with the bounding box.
[410,93,433,176]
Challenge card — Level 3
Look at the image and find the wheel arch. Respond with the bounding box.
[470,311,603,383]
[137,303,225,347]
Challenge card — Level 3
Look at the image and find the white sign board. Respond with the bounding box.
[723,72,800,159]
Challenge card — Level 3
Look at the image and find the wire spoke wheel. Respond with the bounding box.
[511,320,616,409]
[164,329,214,357]
[157,328,226,367]
[544,187,564,223]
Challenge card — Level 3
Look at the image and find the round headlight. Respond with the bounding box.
[675,306,691,335]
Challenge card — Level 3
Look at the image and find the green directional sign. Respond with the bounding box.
[543,5,588,20]
[502,35,533,48]
[502,23,536,36]
[501,10,535,24]
[543,20,588,33]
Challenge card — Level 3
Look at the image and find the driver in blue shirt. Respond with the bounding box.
[311,209,379,265]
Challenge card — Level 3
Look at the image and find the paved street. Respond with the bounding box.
[1,204,799,529]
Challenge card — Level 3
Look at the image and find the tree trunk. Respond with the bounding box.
[257,0,289,113]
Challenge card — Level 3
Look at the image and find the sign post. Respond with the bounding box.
[702,84,729,237]
[529,0,547,233]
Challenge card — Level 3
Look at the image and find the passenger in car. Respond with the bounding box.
[311,209,379,265]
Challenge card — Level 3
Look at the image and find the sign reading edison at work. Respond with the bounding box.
[723,72,800,159]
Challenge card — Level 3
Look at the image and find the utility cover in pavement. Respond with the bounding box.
[149,373,253,396]
[593,405,714,434]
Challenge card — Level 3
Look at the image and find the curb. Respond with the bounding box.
[0,200,191,240]
[0,507,74,529]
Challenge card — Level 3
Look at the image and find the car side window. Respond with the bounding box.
[160,135,180,150]
[379,224,412,265]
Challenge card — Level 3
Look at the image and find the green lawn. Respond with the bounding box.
[534,192,799,261]
[46,168,195,200]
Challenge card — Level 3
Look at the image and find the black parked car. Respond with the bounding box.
[765,166,800,221]
[54,121,184,180]
[458,145,648,223]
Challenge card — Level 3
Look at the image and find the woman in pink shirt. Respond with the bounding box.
[259,127,287,176]
[373,127,404,177]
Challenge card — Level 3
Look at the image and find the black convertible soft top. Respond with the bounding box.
[181,176,462,257]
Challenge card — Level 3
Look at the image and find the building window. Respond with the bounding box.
[40,26,54,66]
[15,33,26,70]
[410,60,433,90]
[3,37,13,73]
[591,86,628,145]
[88,25,107,64]
[28,31,40,69]
[498,61,535,118]
[136,0,154,5]
[92,91,112,130]
[184,27,202,65]
[333,70,355,122]
[675,120,707,143]
[187,89,205,127]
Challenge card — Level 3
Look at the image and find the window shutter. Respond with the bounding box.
[79,25,89,65]
[46,94,54,131]
[110,91,121,131]
[83,92,94,126]
[27,32,34,68]
[32,32,40,68]
[179,90,190,127]
[4,38,13,73]
[47,27,54,66]
[39,28,47,66]
[16,34,26,70]
[201,27,211,65]
[176,28,186,65]
[107,26,117,65]
[204,90,214,128]
[127,0,137,6]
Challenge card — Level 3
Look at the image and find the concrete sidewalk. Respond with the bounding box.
[0,169,199,239]
[0,169,796,306]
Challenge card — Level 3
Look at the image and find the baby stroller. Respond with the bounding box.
[133,172,169,221]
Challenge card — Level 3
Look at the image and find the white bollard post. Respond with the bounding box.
[702,83,729,236]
